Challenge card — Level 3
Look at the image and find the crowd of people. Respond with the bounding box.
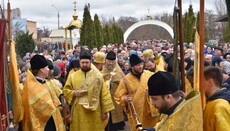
[11,39,230,131]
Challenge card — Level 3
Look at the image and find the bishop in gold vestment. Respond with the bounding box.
[101,51,125,130]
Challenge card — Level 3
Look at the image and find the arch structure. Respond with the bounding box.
[123,20,174,42]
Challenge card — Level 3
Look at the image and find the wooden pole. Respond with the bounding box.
[178,0,185,91]
[7,1,12,40]
[173,7,179,81]
[70,30,73,49]
[200,0,205,110]
[64,28,67,51]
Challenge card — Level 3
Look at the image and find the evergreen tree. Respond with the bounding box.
[183,12,189,43]
[117,26,124,44]
[113,24,118,43]
[15,32,35,58]
[226,0,230,21]
[94,14,104,48]
[183,4,196,43]
[196,12,208,42]
[79,5,95,49]
[224,0,230,42]
[109,25,115,43]
[111,24,124,44]
[103,23,112,45]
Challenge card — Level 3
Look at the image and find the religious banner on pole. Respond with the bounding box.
[194,31,200,91]
[0,18,8,131]
[9,40,23,123]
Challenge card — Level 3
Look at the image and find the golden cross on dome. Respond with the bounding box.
[73,0,77,11]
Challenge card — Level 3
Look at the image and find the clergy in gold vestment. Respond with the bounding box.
[142,49,165,72]
[148,71,203,131]
[203,67,230,131]
[63,50,114,131]
[101,51,125,130]
[115,54,159,131]
[22,55,64,131]
[93,52,106,72]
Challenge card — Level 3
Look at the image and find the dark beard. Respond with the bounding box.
[157,101,168,114]
[149,67,155,72]
[131,69,143,79]
[81,67,91,72]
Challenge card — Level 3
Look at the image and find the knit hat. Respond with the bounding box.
[130,50,138,56]
[18,61,26,70]
[53,65,61,77]
[224,53,230,59]
[148,71,178,96]
[30,55,48,70]
[129,54,142,67]
[212,56,223,66]
[23,55,30,62]
[222,61,230,75]
[214,46,223,53]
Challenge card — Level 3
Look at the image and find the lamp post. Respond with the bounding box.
[51,4,60,29]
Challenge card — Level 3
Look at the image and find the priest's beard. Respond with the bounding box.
[81,67,91,72]
[105,62,116,70]
[132,67,143,75]
[155,99,169,114]
[149,66,156,72]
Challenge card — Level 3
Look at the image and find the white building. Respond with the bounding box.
[49,28,80,49]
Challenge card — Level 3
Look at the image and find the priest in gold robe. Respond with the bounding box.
[114,54,159,131]
[22,55,64,131]
[143,49,165,72]
[147,71,203,131]
[93,52,106,71]
[101,51,125,130]
[63,50,115,131]
[203,66,230,131]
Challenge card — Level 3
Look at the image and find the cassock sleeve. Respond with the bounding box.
[63,74,75,105]
[100,79,115,113]
[114,78,128,112]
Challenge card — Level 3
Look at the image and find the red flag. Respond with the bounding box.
[0,19,8,131]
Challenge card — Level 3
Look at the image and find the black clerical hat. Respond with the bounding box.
[129,54,142,67]
[148,71,178,96]
[106,51,116,60]
[30,55,48,70]
[80,50,91,60]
